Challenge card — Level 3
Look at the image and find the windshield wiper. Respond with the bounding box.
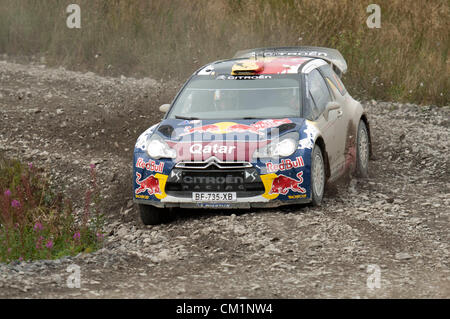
[175,115,199,120]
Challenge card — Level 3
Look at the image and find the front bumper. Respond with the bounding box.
[134,196,311,209]
[133,155,312,209]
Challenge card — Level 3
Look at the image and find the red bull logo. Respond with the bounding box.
[266,156,304,173]
[179,119,292,137]
[135,157,164,173]
[135,172,161,195]
[270,171,306,195]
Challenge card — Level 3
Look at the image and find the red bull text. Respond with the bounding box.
[135,158,164,173]
[266,156,304,173]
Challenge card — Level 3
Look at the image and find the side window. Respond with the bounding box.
[307,69,332,119]
[320,64,347,96]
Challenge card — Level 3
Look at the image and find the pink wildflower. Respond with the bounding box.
[45,240,53,249]
[11,200,21,208]
[34,222,43,232]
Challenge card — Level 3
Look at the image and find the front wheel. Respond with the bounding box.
[356,120,370,178]
[139,204,173,225]
[311,145,325,206]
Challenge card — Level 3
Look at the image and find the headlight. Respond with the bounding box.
[253,132,299,159]
[147,134,177,159]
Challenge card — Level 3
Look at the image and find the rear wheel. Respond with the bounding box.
[356,120,369,178]
[139,204,174,225]
[311,145,325,206]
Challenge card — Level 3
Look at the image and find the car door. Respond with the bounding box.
[306,68,346,178]
[319,65,353,176]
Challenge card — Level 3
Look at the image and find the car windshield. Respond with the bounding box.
[167,77,302,120]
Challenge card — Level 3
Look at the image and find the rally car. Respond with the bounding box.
[133,46,371,224]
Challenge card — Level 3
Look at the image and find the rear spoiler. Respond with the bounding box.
[233,46,347,76]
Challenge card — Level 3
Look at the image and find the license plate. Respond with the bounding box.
[192,192,236,202]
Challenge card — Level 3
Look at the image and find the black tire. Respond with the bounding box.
[356,120,370,178]
[311,145,325,206]
[139,204,173,225]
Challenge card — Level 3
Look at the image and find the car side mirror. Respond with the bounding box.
[159,104,170,113]
[323,101,341,121]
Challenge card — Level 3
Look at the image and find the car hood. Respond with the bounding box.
[148,118,305,162]
[158,118,302,139]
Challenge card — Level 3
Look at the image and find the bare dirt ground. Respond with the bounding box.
[0,59,448,298]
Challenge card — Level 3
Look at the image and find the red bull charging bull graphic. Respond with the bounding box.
[135,172,161,195]
[269,172,306,195]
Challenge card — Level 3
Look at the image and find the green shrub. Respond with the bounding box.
[0,155,104,263]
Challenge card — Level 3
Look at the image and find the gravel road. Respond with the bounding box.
[0,59,448,298]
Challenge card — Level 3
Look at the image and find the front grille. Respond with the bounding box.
[175,160,252,170]
[165,167,265,198]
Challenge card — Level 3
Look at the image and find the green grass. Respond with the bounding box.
[0,0,448,105]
